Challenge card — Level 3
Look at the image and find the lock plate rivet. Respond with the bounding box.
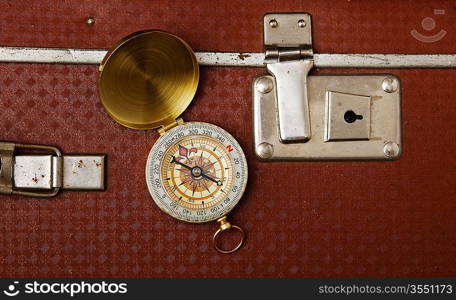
[256,143,274,159]
[382,77,399,93]
[256,77,273,94]
[269,19,278,28]
[383,142,400,158]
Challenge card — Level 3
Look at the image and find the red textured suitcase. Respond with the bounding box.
[0,0,455,277]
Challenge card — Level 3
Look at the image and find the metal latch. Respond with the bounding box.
[264,13,313,143]
[254,13,401,160]
[0,142,105,197]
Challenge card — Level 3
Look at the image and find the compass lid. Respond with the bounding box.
[98,30,199,130]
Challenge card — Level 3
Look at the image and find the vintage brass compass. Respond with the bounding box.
[98,30,248,253]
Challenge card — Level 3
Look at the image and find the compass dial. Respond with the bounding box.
[146,122,248,223]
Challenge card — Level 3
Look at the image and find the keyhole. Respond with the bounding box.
[344,110,363,123]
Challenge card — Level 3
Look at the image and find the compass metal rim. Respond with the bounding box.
[145,122,248,224]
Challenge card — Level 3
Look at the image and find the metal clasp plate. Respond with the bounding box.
[254,13,402,161]
[254,75,401,160]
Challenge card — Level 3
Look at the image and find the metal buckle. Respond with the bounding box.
[0,142,105,198]
[0,143,61,197]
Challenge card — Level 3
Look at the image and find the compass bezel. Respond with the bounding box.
[145,122,248,223]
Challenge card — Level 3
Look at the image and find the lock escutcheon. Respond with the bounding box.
[324,91,371,142]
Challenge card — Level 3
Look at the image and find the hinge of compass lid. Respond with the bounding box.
[158,118,184,135]
[264,13,314,143]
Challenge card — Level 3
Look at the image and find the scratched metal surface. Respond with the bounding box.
[0,0,455,277]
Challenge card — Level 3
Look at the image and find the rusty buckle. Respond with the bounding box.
[0,142,105,198]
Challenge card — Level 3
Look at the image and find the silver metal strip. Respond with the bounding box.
[197,52,264,67]
[0,46,455,68]
[314,53,456,69]
[0,47,107,65]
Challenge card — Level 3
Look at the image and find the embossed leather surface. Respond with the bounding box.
[0,0,455,277]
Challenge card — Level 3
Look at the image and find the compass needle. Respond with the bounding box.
[198,151,204,165]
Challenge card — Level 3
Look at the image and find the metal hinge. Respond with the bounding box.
[158,118,184,135]
[264,13,313,62]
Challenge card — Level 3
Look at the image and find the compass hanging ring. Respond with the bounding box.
[213,216,245,254]
[98,30,248,253]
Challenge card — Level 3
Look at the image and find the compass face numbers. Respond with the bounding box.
[146,122,248,223]
[162,138,231,206]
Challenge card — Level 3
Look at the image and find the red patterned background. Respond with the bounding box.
[0,0,455,277]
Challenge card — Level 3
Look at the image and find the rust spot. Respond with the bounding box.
[41,175,45,178]
[93,160,102,167]
[77,160,85,168]
[32,176,39,183]
[238,53,250,61]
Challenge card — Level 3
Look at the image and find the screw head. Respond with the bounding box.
[85,17,95,26]
[382,77,399,93]
[383,142,400,159]
[255,77,273,94]
[269,19,278,28]
[298,19,306,27]
[257,143,274,159]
